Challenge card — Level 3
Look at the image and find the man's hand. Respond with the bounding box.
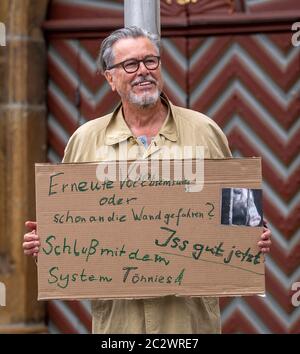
[23,221,40,257]
[258,220,271,254]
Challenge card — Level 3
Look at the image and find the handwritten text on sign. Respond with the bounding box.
[35,159,265,300]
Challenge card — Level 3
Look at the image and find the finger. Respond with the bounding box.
[24,249,35,255]
[24,231,39,239]
[261,247,270,254]
[263,219,268,227]
[261,236,269,242]
[23,241,40,250]
[24,233,39,242]
[261,230,271,240]
[26,247,40,256]
[23,241,34,250]
[24,249,38,257]
[25,221,37,231]
[259,238,272,245]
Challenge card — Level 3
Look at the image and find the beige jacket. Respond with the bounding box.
[62,95,232,334]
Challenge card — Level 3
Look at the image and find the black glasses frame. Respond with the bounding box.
[106,55,160,73]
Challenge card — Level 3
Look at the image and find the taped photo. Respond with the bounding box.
[221,188,263,227]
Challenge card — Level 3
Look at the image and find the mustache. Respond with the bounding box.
[131,76,157,87]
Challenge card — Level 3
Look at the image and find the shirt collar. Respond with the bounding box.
[104,93,178,146]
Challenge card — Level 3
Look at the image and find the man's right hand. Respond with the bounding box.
[23,221,40,257]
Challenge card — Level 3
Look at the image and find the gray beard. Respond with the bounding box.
[128,89,160,108]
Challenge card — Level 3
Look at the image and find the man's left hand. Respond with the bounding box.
[258,220,272,254]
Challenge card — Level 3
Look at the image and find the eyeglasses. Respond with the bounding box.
[106,55,160,73]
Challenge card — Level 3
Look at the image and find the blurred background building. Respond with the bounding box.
[0,0,300,333]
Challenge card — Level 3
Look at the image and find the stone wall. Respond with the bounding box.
[0,0,48,333]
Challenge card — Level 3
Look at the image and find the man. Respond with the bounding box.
[23,26,271,334]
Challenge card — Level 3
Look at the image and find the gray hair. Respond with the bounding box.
[97,26,161,73]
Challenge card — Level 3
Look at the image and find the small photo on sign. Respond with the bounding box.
[221,188,263,227]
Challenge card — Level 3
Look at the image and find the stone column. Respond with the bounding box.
[0,0,48,333]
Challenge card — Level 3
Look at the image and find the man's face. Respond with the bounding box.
[104,37,164,108]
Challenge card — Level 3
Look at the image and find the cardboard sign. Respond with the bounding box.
[35,158,265,300]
